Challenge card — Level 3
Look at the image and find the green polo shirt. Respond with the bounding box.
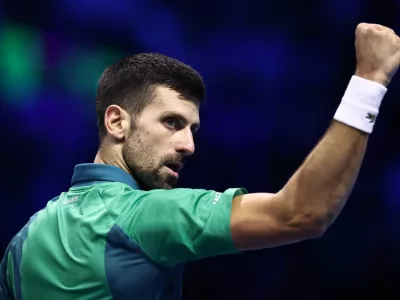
[0,163,247,300]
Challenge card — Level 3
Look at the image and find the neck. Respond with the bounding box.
[94,147,132,178]
[93,152,106,165]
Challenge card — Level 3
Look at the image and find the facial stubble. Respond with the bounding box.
[122,130,178,190]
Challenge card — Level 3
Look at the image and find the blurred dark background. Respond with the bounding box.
[1,0,400,299]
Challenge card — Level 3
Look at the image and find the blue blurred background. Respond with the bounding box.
[1,0,400,298]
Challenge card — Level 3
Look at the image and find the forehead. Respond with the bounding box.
[144,86,200,121]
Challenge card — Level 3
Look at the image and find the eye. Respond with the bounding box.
[191,129,199,137]
[164,117,178,129]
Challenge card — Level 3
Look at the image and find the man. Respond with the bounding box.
[1,23,399,300]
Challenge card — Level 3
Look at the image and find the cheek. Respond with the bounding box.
[136,120,173,155]
[142,125,170,147]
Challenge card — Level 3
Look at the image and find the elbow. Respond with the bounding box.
[305,223,327,239]
[308,211,335,238]
[288,210,333,240]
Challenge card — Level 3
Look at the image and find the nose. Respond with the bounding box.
[175,129,195,156]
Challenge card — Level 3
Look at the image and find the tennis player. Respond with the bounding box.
[1,23,399,300]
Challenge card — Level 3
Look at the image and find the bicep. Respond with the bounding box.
[230,192,315,251]
[119,188,246,266]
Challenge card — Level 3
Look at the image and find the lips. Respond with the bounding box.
[165,162,183,173]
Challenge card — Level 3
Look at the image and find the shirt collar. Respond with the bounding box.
[71,163,140,190]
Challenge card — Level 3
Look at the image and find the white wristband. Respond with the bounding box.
[333,76,387,133]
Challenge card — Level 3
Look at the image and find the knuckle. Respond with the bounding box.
[357,22,368,28]
[356,23,367,32]
[357,23,396,37]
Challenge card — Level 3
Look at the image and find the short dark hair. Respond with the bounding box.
[96,53,206,142]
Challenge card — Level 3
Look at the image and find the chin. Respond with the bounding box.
[146,175,178,190]
[149,182,175,190]
[161,178,178,190]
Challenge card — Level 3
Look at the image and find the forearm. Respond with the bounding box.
[281,75,388,235]
[281,120,368,233]
[231,24,399,250]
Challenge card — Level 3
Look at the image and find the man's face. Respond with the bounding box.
[123,86,200,190]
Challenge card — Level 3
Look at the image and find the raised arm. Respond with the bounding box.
[231,23,400,251]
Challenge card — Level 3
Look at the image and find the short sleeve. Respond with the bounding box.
[0,248,15,299]
[115,188,247,266]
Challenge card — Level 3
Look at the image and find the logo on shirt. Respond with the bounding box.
[212,192,222,204]
[366,112,376,123]
[63,196,79,205]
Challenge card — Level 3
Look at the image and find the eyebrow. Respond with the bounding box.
[161,111,201,131]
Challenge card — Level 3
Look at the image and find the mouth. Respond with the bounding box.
[165,162,183,176]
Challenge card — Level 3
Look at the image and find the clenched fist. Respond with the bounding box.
[355,23,400,86]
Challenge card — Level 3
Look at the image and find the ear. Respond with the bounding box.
[104,105,131,140]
